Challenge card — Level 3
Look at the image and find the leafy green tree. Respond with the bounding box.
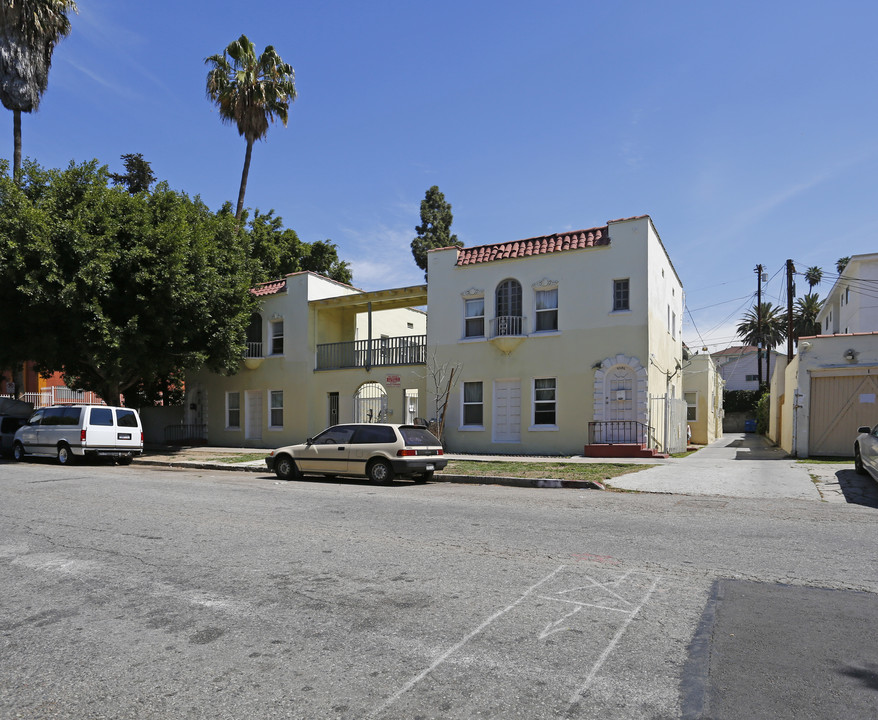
[411,185,462,278]
[245,208,352,284]
[803,266,823,290]
[791,292,823,342]
[205,35,296,221]
[109,152,156,194]
[0,159,258,405]
[836,256,850,275]
[300,239,352,285]
[0,0,77,178]
[736,301,787,385]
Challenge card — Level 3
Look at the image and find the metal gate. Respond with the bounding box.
[354,382,387,423]
[649,395,688,454]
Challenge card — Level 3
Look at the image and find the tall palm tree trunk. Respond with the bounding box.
[13,109,22,180]
[235,138,254,221]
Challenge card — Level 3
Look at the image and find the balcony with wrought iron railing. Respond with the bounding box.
[316,334,426,371]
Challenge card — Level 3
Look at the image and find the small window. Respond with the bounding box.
[313,425,355,444]
[227,392,241,429]
[535,289,558,332]
[684,392,697,422]
[613,279,630,311]
[745,374,759,382]
[271,321,284,355]
[462,382,483,426]
[90,408,114,426]
[464,298,485,338]
[533,378,557,426]
[42,408,65,426]
[407,322,414,329]
[269,390,283,428]
[61,407,82,425]
[115,409,138,428]
[351,425,396,444]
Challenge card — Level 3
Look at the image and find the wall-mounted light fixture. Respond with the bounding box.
[844,348,858,362]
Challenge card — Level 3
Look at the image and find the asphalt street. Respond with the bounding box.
[1,457,876,719]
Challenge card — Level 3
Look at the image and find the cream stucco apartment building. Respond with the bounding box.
[179,215,689,455]
[426,215,686,455]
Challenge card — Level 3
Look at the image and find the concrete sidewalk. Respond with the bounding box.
[607,433,822,500]
[133,435,841,502]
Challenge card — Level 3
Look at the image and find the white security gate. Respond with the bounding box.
[354,382,387,423]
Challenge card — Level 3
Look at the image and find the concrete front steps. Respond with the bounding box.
[583,443,669,459]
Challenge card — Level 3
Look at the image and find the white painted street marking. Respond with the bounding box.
[368,564,566,718]
[566,574,662,712]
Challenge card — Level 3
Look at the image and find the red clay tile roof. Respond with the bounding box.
[455,226,610,266]
[251,278,287,297]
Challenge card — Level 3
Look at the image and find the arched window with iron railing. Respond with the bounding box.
[494,279,523,336]
[245,313,263,358]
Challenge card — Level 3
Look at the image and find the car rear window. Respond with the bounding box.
[351,425,397,444]
[116,409,138,428]
[399,426,441,447]
[90,408,114,426]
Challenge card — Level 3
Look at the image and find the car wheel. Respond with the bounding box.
[854,445,868,475]
[57,443,75,466]
[274,454,298,480]
[12,442,24,462]
[117,456,133,466]
[413,470,434,483]
[368,459,394,484]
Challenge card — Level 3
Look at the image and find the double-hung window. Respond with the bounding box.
[226,392,241,429]
[462,382,484,426]
[464,298,485,338]
[684,392,697,422]
[535,288,558,332]
[269,390,284,428]
[271,321,284,355]
[613,279,630,311]
[533,378,557,426]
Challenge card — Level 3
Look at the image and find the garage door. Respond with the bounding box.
[809,373,878,456]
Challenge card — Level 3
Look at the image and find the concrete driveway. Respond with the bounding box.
[608,433,823,500]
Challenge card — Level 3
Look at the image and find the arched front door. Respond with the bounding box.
[593,355,648,444]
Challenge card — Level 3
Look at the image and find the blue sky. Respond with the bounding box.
[3,0,876,352]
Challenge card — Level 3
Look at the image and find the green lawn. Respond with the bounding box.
[441,460,652,483]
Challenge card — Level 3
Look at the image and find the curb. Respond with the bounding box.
[133,459,606,489]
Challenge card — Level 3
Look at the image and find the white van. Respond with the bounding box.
[12,405,143,465]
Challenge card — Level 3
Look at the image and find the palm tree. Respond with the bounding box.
[792,293,824,342]
[205,35,296,221]
[0,0,77,179]
[803,266,823,291]
[836,256,850,275]
[736,301,787,385]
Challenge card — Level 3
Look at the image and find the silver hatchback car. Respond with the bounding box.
[266,423,447,483]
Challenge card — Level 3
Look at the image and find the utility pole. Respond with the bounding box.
[787,259,795,362]
[756,264,763,387]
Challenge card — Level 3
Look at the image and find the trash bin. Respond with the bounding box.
[744,419,756,433]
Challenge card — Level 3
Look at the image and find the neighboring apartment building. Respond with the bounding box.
[711,346,783,391]
[816,253,878,336]
[769,256,878,457]
[426,215,686,455]
[683,352,724,445]
[185,272,428,448]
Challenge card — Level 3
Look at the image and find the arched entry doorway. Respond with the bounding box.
[354,382,387,423]
[593,355,648,443]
